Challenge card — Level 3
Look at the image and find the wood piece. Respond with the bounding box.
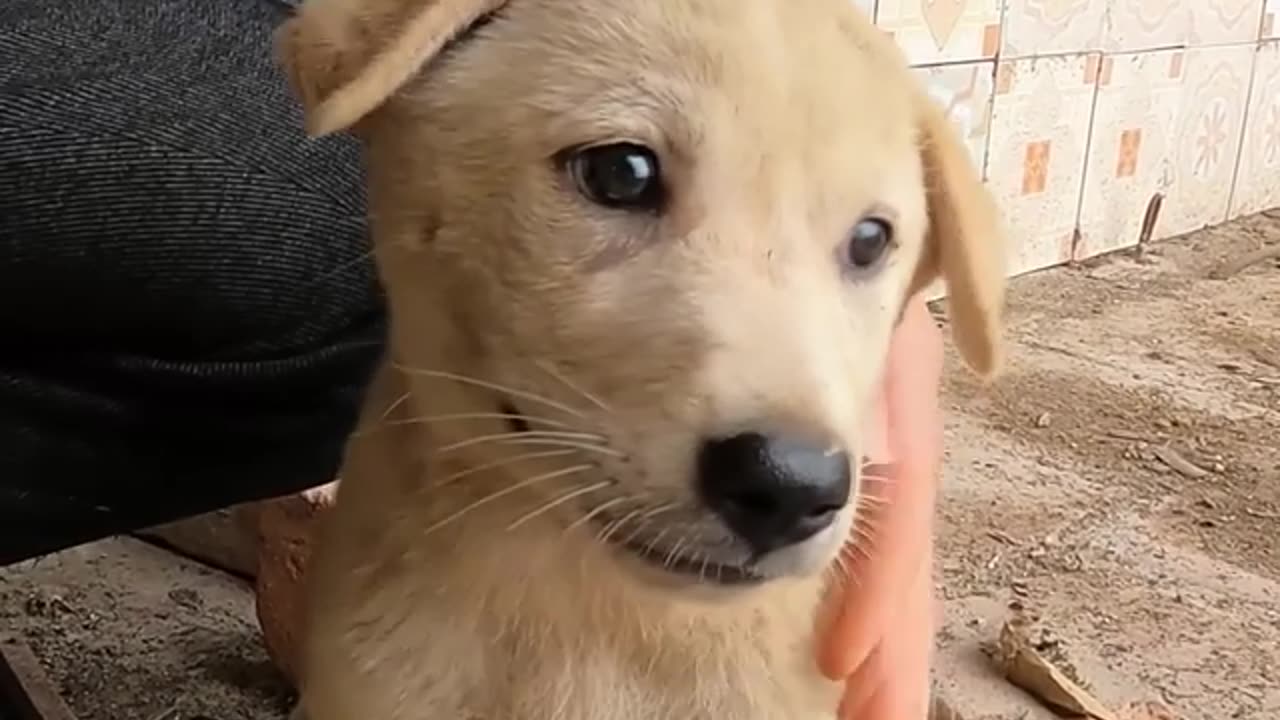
[1151,446,1210,479]
[992,621,1118,720]
[0,638,78,720]
[928,693,966,720]
[136,505,261,579]
[1136,193,1164,248]
[1207,244,1280,280]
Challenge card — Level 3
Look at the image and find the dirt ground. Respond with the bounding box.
[2,215,1278,720]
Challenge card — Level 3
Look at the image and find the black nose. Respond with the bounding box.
[696,432,851,555]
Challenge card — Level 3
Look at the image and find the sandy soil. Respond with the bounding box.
[2,214,1278,720]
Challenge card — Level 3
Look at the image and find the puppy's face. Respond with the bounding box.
[281,0,1003,593]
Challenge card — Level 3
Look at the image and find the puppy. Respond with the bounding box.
[277,0,1005,718]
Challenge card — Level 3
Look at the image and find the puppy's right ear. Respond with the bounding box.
[908,92,1006,379]
[276,0,506,137]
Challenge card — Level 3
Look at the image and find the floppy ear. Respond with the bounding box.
[276,0,507,137]
[907,96,1006,379]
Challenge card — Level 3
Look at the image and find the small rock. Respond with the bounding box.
[1034,412,1052,428]
[168,588,204,611]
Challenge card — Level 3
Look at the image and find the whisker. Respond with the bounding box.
[429,448,577,488]
[422,464,594,536]
[507,479,615,531]
[350,408,575,440]
[618,519,651,547]
[598,508,643,546]
[828,552,859,589]
[640,502,678,521]
[379,391,412,421]
[618,503,677,547]
[642,528,670,559]
[826,552,848,583]
[663,535,690,569]
[533,358,612,414]
[435,429,604,454]
[844,532,877,563]
[834,551,853,579]
[498,436,627,458]
[851,514,881,536]
[386,411,575,431]
[564,496,631,536]
[393,364,590,420]
[852,513,884,535]
[345,391,413,439]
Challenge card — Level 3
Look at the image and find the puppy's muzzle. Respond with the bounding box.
[696,432,851,556]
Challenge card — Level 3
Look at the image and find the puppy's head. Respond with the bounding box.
[281,0,1003,593]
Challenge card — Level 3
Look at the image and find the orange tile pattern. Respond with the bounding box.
[1022,141,1052,194]
[1116,129,1142,178]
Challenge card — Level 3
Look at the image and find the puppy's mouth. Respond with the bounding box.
[612,534,766,587]
[499,400,764,586]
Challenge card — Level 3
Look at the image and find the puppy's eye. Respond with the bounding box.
[843,217,894,270]
[567,142,664,211]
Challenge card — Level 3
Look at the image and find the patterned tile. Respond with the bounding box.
[914,60,997,173]
[1106,0,1191,51]
[1002,0,1109,58]
[876,0,1002,64]
[1230,41,1280,217]
[1106,0,1262,52]
[1264,0,1280,37]
[1076,50,1183,261]
[1187,0,1265,46]
[1157,44,1253,238]
[987,53,1100,276]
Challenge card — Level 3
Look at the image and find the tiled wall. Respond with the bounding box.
[860,0,1280,277]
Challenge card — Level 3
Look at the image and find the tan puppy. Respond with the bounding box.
[277,0,1005,718]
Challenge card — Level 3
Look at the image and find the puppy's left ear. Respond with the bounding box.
[276,0,506,137]
[908,95,1007,379]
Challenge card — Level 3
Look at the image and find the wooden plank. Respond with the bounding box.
[136,504,261,579]
[0,639,77,720]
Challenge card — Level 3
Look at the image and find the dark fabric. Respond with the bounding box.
[0,0,386,564]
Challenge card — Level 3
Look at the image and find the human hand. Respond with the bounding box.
[817,297,945,719]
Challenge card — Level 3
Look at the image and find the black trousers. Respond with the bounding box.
[0,0,385,564]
